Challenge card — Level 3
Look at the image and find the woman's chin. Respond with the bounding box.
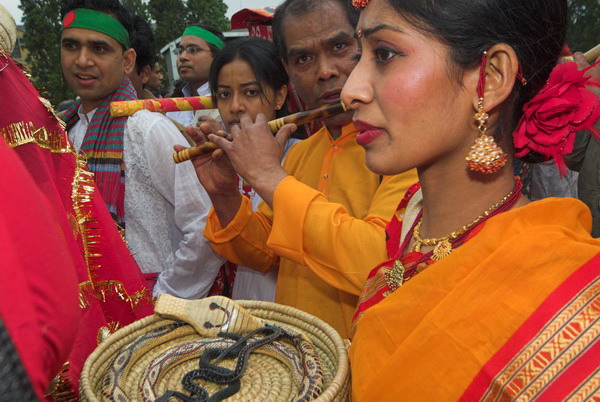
[365,153,413,176]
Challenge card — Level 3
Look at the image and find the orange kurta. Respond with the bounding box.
[350,197,600,401]
[205,123,418,338]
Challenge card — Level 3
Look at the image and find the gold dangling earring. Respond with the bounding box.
[466,53,507,174]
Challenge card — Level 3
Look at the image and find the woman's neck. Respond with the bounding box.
[416,156,527,240]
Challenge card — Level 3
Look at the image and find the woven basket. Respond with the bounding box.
[80,295,350,401]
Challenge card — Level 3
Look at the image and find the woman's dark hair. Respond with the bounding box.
[385,0,567,156]
[60,0,134,51]
[188,24,226,58]
[272,0,360,61]
[209,37,290,118]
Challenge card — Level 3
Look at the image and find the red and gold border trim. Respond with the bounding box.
[461,253,600,401]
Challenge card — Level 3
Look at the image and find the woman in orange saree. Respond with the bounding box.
[341,0,600,399]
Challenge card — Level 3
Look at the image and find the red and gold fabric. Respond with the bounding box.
[0,51,153,399]
[350,193,600,400]
[0,137,81,400]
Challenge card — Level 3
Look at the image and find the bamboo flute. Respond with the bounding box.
[172,102,349,163]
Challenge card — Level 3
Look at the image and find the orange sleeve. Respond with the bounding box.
[267,171,417,295]
[203,195,279,272]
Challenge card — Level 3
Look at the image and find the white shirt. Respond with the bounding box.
[69,106,96,151]
[166,82,215,127]
[69,109,224,299]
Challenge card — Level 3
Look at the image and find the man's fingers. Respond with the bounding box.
[229,123,242,139]
[275,123,297,148]
[574,52,590,70]
[174,144,187,152]
[187,126,207,144]
[254,113,267,125]
[208,133,233,153]
[216,129,229,138]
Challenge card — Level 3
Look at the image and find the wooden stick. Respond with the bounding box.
[172,102,349,163]
[110,96,215,117]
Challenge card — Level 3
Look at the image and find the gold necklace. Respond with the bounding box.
[412,186,517,261]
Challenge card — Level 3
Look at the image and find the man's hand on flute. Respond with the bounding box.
[173,123,241,228]
[196,115,223,134]
[207,113,297,209]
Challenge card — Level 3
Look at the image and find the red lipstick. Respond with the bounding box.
[353,120,385,146]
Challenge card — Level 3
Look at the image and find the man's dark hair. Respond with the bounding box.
[188,24,226,58]
[131,14,156,74]
[60,0,135,50]
[272,0,359,61]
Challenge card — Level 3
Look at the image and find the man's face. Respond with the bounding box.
[282,2,358,127]
[176,35,214,88]
[147,62,164,92]
[61,27,135,113]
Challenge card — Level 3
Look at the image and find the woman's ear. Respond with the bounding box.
[275,84,288,110]
[476,43,519,112]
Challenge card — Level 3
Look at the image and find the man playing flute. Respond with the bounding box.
[60,0,224,300]
[189,0,417,339]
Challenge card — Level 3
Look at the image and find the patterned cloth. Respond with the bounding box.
[63,79,137,227]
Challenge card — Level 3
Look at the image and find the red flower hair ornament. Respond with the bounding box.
[513,61,600,174]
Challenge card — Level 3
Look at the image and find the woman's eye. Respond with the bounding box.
[217,91,230,99]
[245,89,260,97]
[374,47,396,63]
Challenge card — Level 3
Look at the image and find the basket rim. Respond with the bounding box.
[80,299,349,401]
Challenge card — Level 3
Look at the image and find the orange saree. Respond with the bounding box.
[350,195,599,401]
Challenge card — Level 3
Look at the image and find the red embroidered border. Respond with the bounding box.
[460,253,600,401]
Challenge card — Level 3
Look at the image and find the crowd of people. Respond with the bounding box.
[0,0,598,399]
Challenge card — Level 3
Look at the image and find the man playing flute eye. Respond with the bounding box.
[60,0,224,299]
[188,0,417,339]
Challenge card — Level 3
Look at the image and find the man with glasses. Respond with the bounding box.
[167,24,225,127]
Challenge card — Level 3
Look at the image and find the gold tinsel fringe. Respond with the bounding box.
[46,362,77,402]
[78,280,150,311]
[72,156,102,285]
[1,121,71,152]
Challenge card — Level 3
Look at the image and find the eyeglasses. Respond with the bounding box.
[175,45,210,56]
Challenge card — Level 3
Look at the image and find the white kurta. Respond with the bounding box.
[69,108,224,299]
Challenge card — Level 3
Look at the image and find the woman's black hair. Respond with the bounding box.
[209,37,290,119]
[60,0,134,51]
[384,0,567,157]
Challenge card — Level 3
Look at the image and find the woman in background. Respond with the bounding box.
[206,37,300,301]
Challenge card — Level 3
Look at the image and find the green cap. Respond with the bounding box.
[182,26,224,49]
[62,8,130,49]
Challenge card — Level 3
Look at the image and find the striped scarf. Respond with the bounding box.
[63,79,137,227]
